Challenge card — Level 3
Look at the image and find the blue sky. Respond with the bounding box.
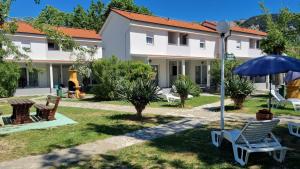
[10,0,300,22]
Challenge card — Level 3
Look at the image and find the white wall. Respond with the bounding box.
[7,34,102,62]
[129,24,218,58]
[227,33,264,58]
[101,12,130,60]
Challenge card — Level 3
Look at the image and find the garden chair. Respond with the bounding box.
[288,122,300,137]
[271,90,300,111]
[211,119,289,166]
[35,95,60,121]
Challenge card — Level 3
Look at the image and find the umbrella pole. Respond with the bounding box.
[269,75,272,112]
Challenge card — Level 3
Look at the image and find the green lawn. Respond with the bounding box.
[60,122,300,169]
[226,95,299,116]
[0,104,181,162]
[62,95,220,109]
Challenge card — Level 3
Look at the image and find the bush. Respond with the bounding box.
[92,56,122,100]
[225,75,254,109]
[92,56,154,100]
[118,78,157,119]
[210,59,241,90]
[0,62,20,98]
[174,75,200,107]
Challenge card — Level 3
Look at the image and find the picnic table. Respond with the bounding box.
[8,99,35,124]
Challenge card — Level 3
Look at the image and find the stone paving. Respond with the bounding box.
[0,118,203,169]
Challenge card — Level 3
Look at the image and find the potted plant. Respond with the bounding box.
[225,75,254,109]
[256,109,273,120]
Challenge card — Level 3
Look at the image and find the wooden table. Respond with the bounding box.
[8,99,35,124]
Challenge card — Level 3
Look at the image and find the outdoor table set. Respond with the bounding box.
[8,99,35,125]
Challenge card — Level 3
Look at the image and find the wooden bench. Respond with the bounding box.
[35,95,60,121]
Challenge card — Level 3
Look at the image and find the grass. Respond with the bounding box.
[0,104,181,162]
[61,95,220,109]
[226,94,299,116]
[60,122,300,169]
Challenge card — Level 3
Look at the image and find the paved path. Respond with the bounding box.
[0,118,202,169]
[33,98,300,124]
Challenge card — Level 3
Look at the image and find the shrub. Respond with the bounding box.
[118,78,157,119]
[210,59,241,89]
[174,75,200,107]
[225,75,254,109]
[0,62,20,98]
[92,56,154,100]
[92,56,122,100]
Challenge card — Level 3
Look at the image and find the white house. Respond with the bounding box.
[100,9,267,89]
[5,22,102,90]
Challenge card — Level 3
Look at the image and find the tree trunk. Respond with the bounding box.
[180,96,187,108]
[135,105,145,120]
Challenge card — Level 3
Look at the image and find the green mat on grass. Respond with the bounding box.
[0,112,77,135]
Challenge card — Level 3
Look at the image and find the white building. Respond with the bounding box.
[6,22,102,90]
[100,9,267,89]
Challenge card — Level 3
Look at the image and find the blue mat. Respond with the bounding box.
[0,113,77,135]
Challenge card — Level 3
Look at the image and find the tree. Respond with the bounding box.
[87,0,104,32]
[225,75,254,109]
[260,4,300,58]
[35,5,71,26]
[103,0,152,23]
[174,75,199,108]
[70,5,89,29]
[119,78,157,119]
[0,62,20,97]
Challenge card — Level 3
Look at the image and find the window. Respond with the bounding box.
[146,33,154,45]
[236,40,242,49]
[172,65,177,76]
[200,40,206,49]
[48,41,60,51]
[179,33,188,46]
[249,39,260,49]
[249,39,256,49]
[256,40,260,49]
[195,64,207,85]
[168,32,177,45]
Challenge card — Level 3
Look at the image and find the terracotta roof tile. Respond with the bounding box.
[202,21,267,36]
[16,21,101,40]
[112,9,216,33]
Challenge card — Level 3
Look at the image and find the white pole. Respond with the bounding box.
[220,34,226,130]
[49,63,53,93]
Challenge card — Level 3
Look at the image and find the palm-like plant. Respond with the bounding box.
[174,75,199,108]
[225,75,254,109]
[119,78,158,119]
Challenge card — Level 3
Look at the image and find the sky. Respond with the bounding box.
[10,0,300,22]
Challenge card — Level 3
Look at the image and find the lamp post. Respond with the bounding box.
[216,21,231,130]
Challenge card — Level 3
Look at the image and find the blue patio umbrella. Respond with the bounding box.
[234,55,300,111]
[285,71,300,84]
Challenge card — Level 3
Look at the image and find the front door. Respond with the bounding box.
[195,64,207,87]
[169,61,182,86]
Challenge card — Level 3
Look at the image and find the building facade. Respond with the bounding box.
[5,22,102,90]
[100,9,267,89]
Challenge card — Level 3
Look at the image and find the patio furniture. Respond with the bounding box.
[211,119,289,166]
[35,95,60,121]
[288,122,300,137]
[8,99,35,124]
[271,90,300,111]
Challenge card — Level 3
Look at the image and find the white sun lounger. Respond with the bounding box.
[211,119,289,166]
[288,122,300,137]
[271,90,300,111]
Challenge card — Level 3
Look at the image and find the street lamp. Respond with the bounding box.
[216,21,231,130]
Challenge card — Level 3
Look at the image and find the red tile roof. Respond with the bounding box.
[16,21,101,40]
[202,21,267,36]
[111,9,216,33]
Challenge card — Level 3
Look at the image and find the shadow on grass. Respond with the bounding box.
[107,114,181,124]
[86,123,145,136]
[142,125,300,169]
